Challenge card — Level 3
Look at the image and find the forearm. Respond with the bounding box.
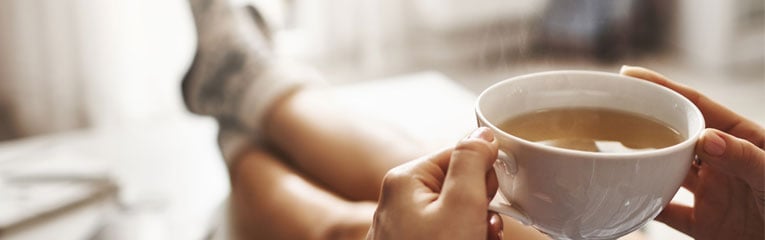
[229,146,375,240]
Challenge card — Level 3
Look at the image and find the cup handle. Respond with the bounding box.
[489,151,532,225]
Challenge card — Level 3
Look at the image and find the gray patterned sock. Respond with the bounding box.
[183,0,273,118]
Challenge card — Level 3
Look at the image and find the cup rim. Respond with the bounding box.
[475,70,705,159]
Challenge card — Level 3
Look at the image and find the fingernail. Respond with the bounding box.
[703,130,726,157]
[619,65,632,74]
[497,230,504,240]
[490,213,501,226]
[469,127,494,142]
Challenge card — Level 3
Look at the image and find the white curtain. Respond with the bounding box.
[0,0,195,138]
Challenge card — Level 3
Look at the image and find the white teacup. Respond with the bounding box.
[477,70,704,240]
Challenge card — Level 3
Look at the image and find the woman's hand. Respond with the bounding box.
[621,66,765,240]
[366,127,504,240]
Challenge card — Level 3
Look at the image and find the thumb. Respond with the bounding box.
[697,128,765,192]
[440,127,499,207]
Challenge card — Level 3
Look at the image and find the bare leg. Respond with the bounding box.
[229,147,376,240]
[184,0,432,238]
[264,88,432,201]
[183,0,427,237]
[185,0,428,202]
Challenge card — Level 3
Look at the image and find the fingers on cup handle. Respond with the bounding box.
[441,127,499,207]
[697,128,765,191]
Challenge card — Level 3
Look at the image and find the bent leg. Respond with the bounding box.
[229,146,375,240]
[263,88,432,201]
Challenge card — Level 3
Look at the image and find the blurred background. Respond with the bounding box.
[1,0,764,140]
[0,0,762,239]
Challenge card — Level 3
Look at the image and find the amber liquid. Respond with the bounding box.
[498,107,684,153]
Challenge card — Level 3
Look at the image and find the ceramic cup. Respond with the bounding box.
[477,70,704,240]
